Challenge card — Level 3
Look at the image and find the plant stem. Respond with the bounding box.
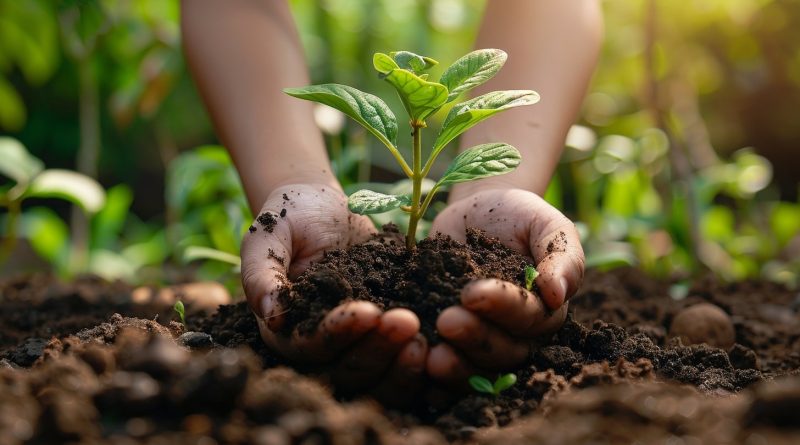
[0,199,21,265]
[407,122,423,250]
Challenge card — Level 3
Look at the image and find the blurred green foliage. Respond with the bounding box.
[0,0,799,290]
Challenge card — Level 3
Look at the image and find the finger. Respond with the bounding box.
[369,335,428,406]
[331,308,420,390]
[530,217,585,310]
[242,205,293,326]
[265,301,381,363]
[436,306,529,370]
[426,343,481,391]
[461,278,551,337]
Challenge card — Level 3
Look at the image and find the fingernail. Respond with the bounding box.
[559,277,570,300]
[261,294,275,318]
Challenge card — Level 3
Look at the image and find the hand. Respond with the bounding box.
[426,188,585,387]
[241,184,427,402]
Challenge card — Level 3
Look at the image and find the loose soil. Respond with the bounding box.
[1,231,800,444]
[277,226,535,339]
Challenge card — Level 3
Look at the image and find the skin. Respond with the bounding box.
[182,0,601,398]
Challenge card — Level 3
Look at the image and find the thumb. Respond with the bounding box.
[241,209,293,331]
[530,216,585,310]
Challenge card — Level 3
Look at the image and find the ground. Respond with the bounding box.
[1,266,799,444]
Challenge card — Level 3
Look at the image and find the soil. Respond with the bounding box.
[1,234,800,443]
[278,226,535,338]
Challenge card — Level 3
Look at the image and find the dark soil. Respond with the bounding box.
[1,243,800,443]
[279,226,535,338]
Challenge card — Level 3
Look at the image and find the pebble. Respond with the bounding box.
[669,303,736,349]
[177,331,214,349]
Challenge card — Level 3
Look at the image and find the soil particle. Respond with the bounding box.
[280,208,287,218]
[282,193,289,201]
[267,249,285,267]
[248,225,256,233]
[257,212,278,233]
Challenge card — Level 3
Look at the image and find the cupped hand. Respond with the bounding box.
[426,188,585,386]
[241,184,427,402]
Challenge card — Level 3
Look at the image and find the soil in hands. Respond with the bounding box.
[277,225,537,339]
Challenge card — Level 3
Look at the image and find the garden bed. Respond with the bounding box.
[1,257,799,443]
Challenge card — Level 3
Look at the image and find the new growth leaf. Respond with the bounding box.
[469,373,518,396]
[284,49,540,249]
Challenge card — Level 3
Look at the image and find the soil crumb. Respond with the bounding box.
[257,212,277,233]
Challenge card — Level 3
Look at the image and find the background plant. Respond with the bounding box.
[0,0,798,290]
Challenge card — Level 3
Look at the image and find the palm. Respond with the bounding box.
[425,188,584,385]
[240,184,425,402]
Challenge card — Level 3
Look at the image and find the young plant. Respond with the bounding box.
[173,300,186,326]
[524,265,539,291]
[0,137,106,266]
[469,373,517,396]
[285,49,539,250]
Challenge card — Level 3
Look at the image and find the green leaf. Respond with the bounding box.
[21,207,69,265]
[373,52,399,74]
[389,51,438,73]
[468,376,495,395]
[26,169,106,213]
[381,69,448,121]
[284,84,398,149]
[437,143,521,188]
[440,49,507,103]
[433,90,539,158]
[524,265,539,291]
[183,245,242,267]
[174,300,186,325]
[0,137,43,186]
[348,189,411,215]
[493,373,517,393]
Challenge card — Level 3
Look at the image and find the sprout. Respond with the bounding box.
[469,373,517,396]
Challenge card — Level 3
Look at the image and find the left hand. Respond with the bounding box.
[425,188,585,387]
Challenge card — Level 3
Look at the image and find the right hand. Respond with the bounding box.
[241,184,427,403]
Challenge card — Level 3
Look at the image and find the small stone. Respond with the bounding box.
[178,331,214,349]
[669,303,735,349]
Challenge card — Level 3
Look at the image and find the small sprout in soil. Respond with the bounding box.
[285,49,539,250]
[174,300,186,326]
[469,373,517,396]
[524,265,539,291]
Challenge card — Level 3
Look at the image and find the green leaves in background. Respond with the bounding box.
[27,169,106,213]
[348,189,411,215]
[0,136,44,187]
[284,84,398,150]
[373,52,447,121]
[433,90,540,157]
[440,49,507,103]
[437,143,520,188]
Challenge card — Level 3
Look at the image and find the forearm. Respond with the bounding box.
[450,0,603,200]
[181,0,338,213]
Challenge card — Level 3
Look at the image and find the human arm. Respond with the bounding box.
[181,0,425,400]
[428,0,602,384]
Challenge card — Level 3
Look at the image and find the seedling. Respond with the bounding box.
[285,49,539,250]
[174,300,186,326]
[524,265,539,291]
[469,373,517,396]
